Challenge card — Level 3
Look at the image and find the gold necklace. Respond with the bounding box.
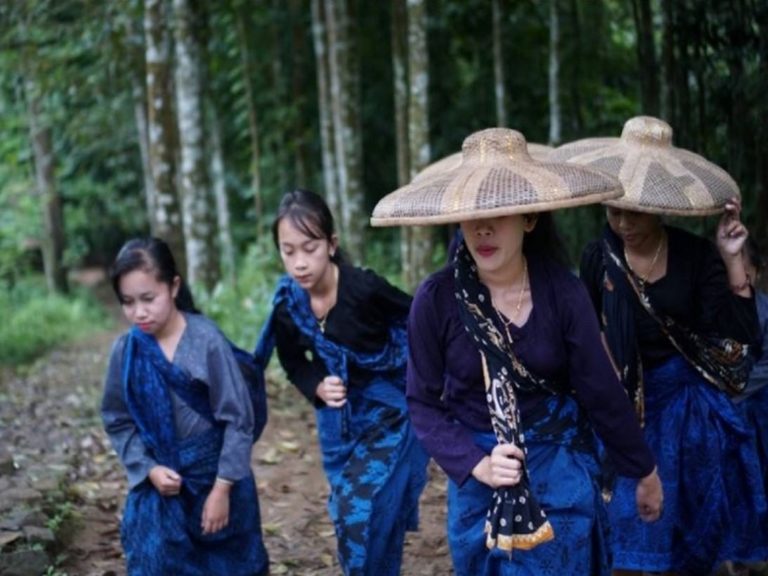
[314,265,338,333]
[494,258,528,339]
[624,232,664,284]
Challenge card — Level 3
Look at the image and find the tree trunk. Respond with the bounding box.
[208,102,236,284]
[235,5,263,222]
[567,0,585,134]
[325,0,364,261]
[548,0,561,145]
[310,0,339,218]
[173,0,218,289]
[25,78,68,294]
[125,11,157,233]
[405,0,432,290]
[755,0,768,248]
[270,0,289,195]
[391,0,411,285]
[289,0,309,186]
[674,1,691,148]
[631,0,660,116]
[492,0,508,127]
[660,0,676,126]
[144,0,185,270]
[391,0,409,188]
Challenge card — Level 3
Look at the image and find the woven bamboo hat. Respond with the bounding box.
[548,115,739,216]
[370,128,621,226]
[412,142,553,183]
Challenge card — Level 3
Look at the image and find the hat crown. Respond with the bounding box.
[462,128,533,163]
[621,116,673,148]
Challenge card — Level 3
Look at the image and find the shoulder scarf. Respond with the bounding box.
[601,229,752,403]
[453,241,555,552]
[255,274,408,392]
[122,326,214,469]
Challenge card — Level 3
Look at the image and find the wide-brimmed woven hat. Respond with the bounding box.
[412,142,553,183]
[370,128,621,226]
[548,115,739,216]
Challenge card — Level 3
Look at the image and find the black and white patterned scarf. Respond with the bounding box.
[453,241,555,552]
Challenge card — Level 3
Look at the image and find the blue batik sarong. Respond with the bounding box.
[447,394,609,576]
[608,355,768,574]
[121,327,269,576]
[257,276,429,576]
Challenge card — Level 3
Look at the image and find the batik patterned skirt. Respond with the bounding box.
[608,355,768,573]
[316,377,429,576]
[121,427,269,576]
[447,394,609,576]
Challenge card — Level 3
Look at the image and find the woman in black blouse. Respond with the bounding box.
[255,189,429,576]
[580,200,767,575]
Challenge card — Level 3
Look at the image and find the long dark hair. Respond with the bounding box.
[272,189,344,264]
[109,237,199,313]
[523,212,569,267]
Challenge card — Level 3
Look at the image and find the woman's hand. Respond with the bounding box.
[471,443,526,489]
[316,375,347,408]
[201,481,231,535]
[635,467,663,522]
[717,197,749,259]
[716,198,752,295]
[148,465,182,496]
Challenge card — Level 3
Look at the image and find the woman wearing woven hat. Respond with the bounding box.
[254,189,429,576]
[371,128,663,576]
[561,116,768,575]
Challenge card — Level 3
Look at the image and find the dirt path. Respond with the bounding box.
[1,319,452,575]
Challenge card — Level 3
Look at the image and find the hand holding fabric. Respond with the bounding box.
[316,375,347,407]
[635,466,663,522]
[472,443,525,489]
[148,465,182,496]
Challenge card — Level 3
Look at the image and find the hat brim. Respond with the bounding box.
[548,117,739,217]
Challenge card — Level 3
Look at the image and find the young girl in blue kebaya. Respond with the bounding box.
[102,237,268,576]
[255,189,429,576]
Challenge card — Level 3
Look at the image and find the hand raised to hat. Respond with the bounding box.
[716,197,748,259]
[716,197,752,296]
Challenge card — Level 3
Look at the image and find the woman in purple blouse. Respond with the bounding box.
[406,212,662,576]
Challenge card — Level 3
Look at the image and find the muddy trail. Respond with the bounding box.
[0,300,452,575]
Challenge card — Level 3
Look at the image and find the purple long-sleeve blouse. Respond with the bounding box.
[406,256,655,487]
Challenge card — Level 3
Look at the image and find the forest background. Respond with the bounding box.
[1,0,767,359]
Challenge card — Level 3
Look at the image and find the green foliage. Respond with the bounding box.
[195,236,284,350]
[0,276,109,366]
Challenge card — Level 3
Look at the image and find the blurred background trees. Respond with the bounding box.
[0,0,766,350]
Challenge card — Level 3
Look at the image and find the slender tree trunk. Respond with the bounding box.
[125,11,157,233]
[492,0,508,127]
[132,73,157,233]
[674,1,691,148]
[391,0,411,284]
[725,0,751,195]
[405,0,432,290]
[325,0,364,261]
[755,0,768,249]
[310,0,339,217]
[660,0,676,126]
[290,0,309,186]
[144,0,185,270]
[235,6,263,221]
[548,0,561,145]
[25,78,67,294]
[391,0,409,188]
[567,0,585,133]
[631,0,660,116]
[270,0,289,194]
[173,0,218,289]
[208,103,236,284]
